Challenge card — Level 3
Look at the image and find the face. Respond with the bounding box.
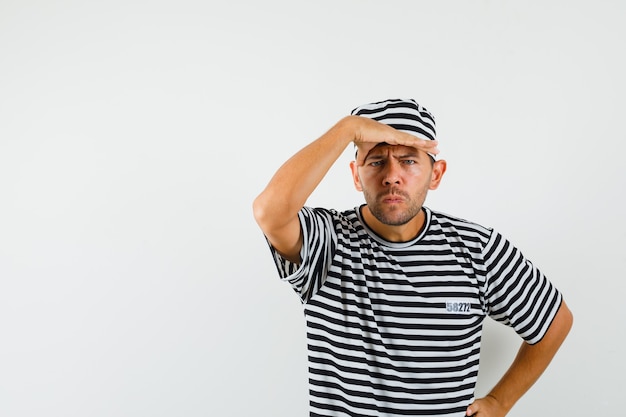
[350,144,446,226]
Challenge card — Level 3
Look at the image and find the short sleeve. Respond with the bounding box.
[482,230,562,344]
[266,207,337,303]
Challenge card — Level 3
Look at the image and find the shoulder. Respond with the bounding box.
[427,208,493,243]
[300,206,358,221]
[299,206,361,233]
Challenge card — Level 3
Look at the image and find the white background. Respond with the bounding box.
[1,1,624,416]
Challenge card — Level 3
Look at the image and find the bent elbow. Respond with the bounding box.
[253,189,301,242]
[252,191,287,232]
[550,299,574,345]
[561,300,574,334]
[252,193,269,229]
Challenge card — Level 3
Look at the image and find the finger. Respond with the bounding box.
[355,139,439,165]
[411,139,440,156]
[423,140,440,155]
[391,132,439,154]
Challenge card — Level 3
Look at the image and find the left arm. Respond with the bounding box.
[466,300,573,417]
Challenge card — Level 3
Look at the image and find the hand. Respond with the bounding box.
[466,395,508,417]
[346,116,439,166]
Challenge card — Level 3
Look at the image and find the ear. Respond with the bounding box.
[429,159,447,190]
[349,160,363,191]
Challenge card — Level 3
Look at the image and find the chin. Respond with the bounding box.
[374,205,422,227]
[376,212,414,226]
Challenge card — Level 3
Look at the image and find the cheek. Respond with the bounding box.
[406,164,425,175]
[356,171,378,190]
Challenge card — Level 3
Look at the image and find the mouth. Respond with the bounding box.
[381,193,405,204]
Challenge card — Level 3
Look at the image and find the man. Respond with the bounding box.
[253,98,573,417]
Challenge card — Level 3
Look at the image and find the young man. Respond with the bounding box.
[253,98,573,417]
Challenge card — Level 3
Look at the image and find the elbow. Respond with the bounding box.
[561,300,574,335]
[252,191,283,231]
[252,193,269,229]
[253,189,300,237]
[549,299,574,345]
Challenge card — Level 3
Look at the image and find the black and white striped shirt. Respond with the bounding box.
[268,206,562,417]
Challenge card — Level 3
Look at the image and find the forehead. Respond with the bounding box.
[365,143,419,158]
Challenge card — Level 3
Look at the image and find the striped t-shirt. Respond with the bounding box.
[268,206,562,417]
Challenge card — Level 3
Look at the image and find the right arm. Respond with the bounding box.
[252,116,438,263]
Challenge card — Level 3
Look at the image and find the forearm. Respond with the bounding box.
[486,341,557,413]
[253,117,355,229]
[478,301,573,415]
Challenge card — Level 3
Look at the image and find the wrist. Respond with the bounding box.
[485,392,512,415]
[331,115,361,148]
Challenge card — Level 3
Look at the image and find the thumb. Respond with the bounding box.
[466,402,478,416]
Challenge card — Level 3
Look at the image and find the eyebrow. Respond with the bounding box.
[365,151,419,161]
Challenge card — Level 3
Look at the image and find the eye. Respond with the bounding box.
[369,160,384,167]
[401,159,417,165]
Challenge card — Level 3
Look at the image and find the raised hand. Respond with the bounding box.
[347,115,439,166]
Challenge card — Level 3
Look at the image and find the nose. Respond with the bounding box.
[382,160,401,185]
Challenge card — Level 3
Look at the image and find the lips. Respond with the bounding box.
[383,194,401,201]
[381,193,406,204]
